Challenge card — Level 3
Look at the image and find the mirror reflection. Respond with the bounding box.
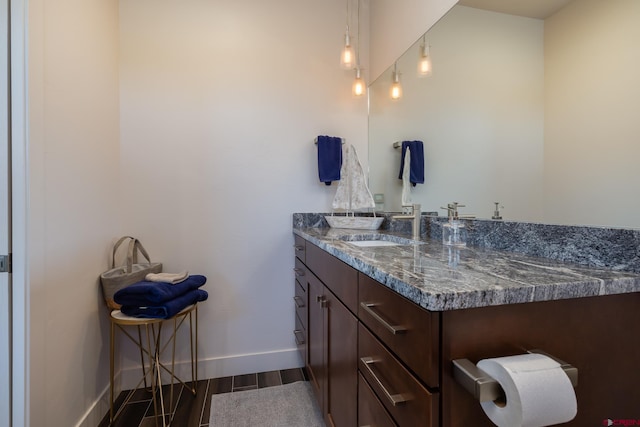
[368,0,640,229]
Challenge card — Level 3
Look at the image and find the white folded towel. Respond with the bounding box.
[401,148,413,207]
[145,271,189,284]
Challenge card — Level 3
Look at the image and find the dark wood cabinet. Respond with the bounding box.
[359,274,439,388]
[293,242,308,367]
[296,239,358,427]
[440,293,640,427]
[295,233,640,427]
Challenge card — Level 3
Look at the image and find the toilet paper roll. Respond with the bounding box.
[477,353,577,427]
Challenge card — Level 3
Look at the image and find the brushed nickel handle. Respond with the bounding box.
[294,245,304,251]
[360,302,407,335]
[293,296,305,308]
[293,329,306,345]
[293,268,305,277]
[360,357,410,406]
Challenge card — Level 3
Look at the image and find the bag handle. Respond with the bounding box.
[111,236,153,272]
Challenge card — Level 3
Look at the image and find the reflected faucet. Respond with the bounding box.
[393,204,421,239]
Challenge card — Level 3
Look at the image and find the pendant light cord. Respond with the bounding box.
[356,0,360,67]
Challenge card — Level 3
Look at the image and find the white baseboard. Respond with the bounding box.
[74,348,302,426]
[74,374,121,427]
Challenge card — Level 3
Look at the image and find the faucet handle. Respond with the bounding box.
[441,202,464,219]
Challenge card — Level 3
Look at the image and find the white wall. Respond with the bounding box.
[27,0,121,426]
[544,0,640,228]
[118,0,369,381]
[369,6,545,220]
[369,0,457,80]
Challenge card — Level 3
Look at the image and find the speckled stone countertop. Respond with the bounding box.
[293,226,640,311]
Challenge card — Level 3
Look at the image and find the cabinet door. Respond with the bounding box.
[307,273,326,413]
[326,290,358,427]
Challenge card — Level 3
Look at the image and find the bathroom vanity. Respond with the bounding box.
[292,219,640,427]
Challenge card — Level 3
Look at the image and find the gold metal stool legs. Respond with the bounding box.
[108,304,198,426]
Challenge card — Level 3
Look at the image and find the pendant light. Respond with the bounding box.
[390,62,402,100]
[352,0,366,97]
[340,0,354,70]
[417,36,432,77]
[353,67,365,96]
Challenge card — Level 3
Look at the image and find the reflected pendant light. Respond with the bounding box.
[352,0,366,97]
[417,36,432,77]
[340,0,354,69]
[353,67,365,96]
[390,62,402,100]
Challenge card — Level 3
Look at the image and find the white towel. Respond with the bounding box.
[145,271,189,284]
[401,148,413,207]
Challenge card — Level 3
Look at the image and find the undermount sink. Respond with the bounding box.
[347,240,402,247]
[340,234,420,247]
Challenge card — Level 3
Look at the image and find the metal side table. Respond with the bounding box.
[109,303,198,426]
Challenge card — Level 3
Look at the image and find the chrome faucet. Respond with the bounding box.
[393,203,421,239]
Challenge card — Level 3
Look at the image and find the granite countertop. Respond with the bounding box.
[293,227,640,311]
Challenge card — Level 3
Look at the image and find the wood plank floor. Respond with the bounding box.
[98,368,308,427]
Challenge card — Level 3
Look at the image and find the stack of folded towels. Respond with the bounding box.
[113,271,208,319]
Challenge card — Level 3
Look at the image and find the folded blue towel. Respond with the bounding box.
[317,135,343,185]
[114,275,207,306]
[398,141,425,186]
[121,289,208,319]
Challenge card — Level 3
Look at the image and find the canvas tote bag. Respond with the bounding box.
[100,236,162,310]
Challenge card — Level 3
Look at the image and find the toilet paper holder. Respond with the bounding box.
[452,349,578,402]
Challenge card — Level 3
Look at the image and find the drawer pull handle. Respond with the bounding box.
[294,245,304,251]
[293,296,305,308]
[293,329,306,345]
[293,268,305,277]
[360,302,407,335]
[360,357,410,406]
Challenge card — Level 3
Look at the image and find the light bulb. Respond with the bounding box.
[353,68,365,96]
[418,43,432,77]
[390,66,402,100]
[341,30,355,70]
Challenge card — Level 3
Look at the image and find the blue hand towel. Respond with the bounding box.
[398,141,424,186]
[317,135,343,185]
[114,275,207,306]
[121,289,209,319]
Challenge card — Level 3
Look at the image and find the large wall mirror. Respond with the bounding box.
[368,0,640,229]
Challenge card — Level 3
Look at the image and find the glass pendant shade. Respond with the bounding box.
[418,43,432,77]
[341,30,355,70]
[390,65,402,100]
[353,67,365,96]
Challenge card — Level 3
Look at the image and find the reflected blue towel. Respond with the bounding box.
[114,275,207,306]
[121,289,208,319]
[398,141,424,186]
[317,135,343,185]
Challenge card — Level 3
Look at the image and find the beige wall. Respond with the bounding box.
[369,0,457,80]
[544,0,640,228]
[117,0,369,385]
[27,0,121,426]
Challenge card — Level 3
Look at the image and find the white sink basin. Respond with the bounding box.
[348,240,402,247]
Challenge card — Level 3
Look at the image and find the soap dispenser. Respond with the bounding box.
[441,202,467,247]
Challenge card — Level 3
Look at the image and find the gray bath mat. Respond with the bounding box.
[209,381,324,427]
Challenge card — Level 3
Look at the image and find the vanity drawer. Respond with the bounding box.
[294,260,308,331]
[294,313,306,364]
[306,242,358,313]
[358,273,439,387]
[293,235,306,263]
[358,324,438,427]
[358,372,397,427]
